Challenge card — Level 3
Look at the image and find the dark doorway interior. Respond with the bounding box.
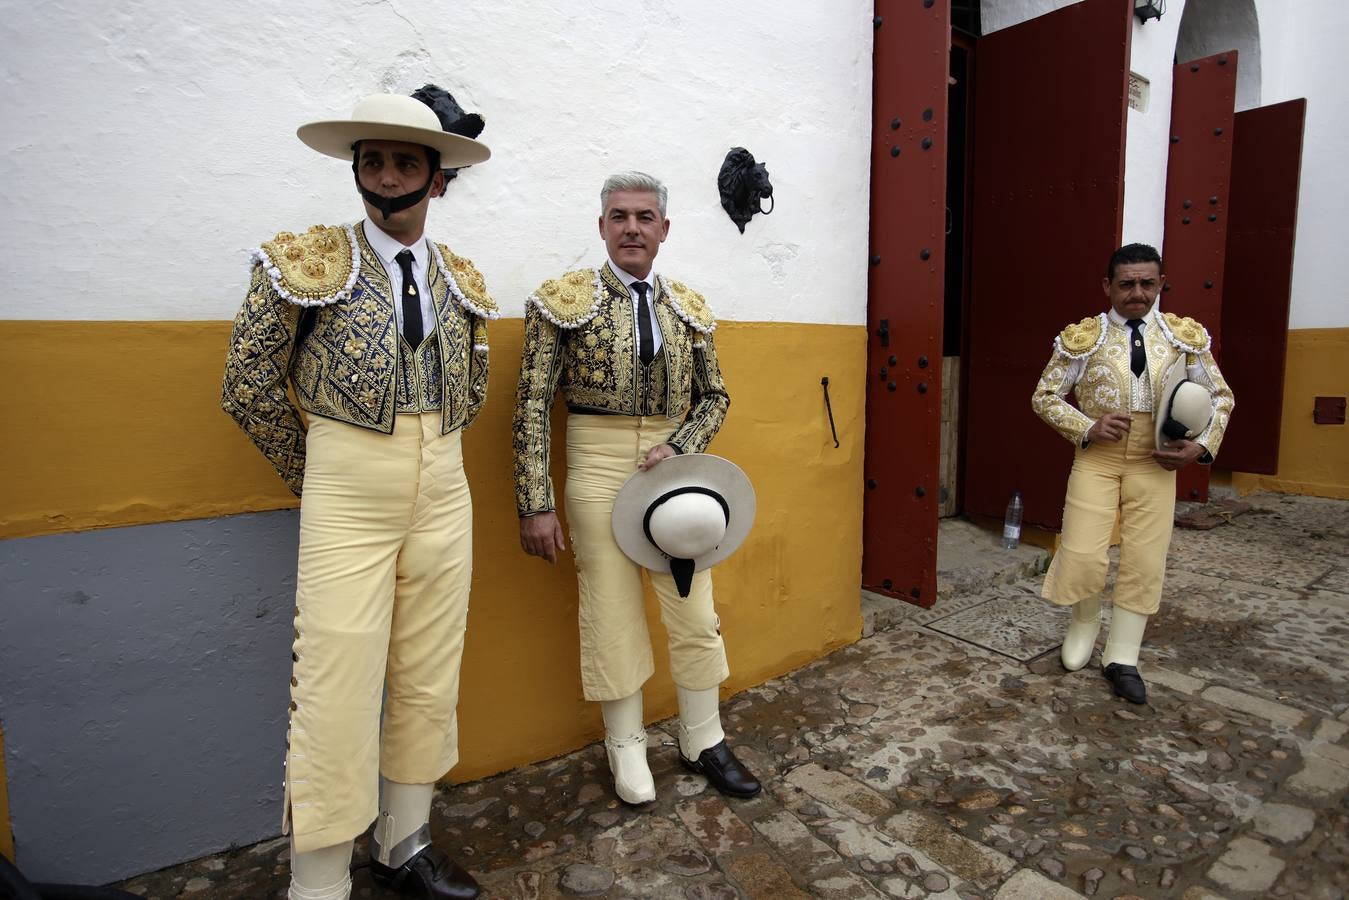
[939,33,975,517]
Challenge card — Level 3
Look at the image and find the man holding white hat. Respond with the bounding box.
[1032,243,1234,704]
[222,86,494,899]
[511,171,762,805]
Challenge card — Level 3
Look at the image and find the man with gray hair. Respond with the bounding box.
[511,171,760,805]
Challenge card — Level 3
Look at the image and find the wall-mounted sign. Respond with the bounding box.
[1128,72,1150,112]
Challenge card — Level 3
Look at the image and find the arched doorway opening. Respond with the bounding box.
[1176,0,1262,109]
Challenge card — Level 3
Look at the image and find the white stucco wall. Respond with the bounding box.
[0,0,873,325]
[1256,0,1349,329]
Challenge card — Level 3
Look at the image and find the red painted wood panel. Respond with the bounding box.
[1217,100,1306,474]
[862,0,950,606]
[962,0,1132,529]
[1162,52,1238,502]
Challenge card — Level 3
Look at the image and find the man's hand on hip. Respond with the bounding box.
[520,511,566,563]
[1086,413,1132,443]
[1153,439,1205,471]
[640,443,677,470]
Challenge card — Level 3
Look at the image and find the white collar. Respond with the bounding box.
[607,257,655,294]
[363,218,428,271]
[1108,303,1160,329]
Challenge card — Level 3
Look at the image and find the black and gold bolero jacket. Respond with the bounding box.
[221,222,497,494]
[512,263,730,516]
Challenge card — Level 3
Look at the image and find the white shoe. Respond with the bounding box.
[604,732,656,805]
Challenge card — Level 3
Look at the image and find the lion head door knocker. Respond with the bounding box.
[717,147,775,234]
[411,83,486,196]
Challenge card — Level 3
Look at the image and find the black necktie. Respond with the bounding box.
[633,281,654,365]
[395,249,423,347]
[1127,318,1147,378]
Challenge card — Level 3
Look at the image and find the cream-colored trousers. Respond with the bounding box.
[565,415,730,701]
[1043,413,1175,616]
[284,413,473,853]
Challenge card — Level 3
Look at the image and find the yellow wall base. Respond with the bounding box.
[0,319,866,791]
[1222,327,1349,499]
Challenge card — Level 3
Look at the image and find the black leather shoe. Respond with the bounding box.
[369,845,480,899]
[1104,663,1148,704]
[680,739,762,798]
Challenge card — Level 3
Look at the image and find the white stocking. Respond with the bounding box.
[1103,607,1149,668]
[676,685,726,759]
[371,780,435,868]
[601,691,655,804]
[1060,594,1103,672]
[288,838,353,900]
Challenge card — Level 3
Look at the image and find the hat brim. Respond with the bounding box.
[611,454,756,574]
[1156,359,1212,448]
[296,120,491,167]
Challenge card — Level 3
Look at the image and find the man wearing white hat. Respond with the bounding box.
[1032,243,1235,704]
[511,171,762,805]
[222,86,494,899]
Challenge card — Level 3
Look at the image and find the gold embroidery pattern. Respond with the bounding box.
[511,267,731,515]
[1031,354,1093,445]
[660,278,717,334]
[1033,313,1234,455]
[1159,312,1211,353]
[1055,314,1107,358]
[221,265,307,493]
[255,225,360,306]
[670,330,729,454]
[530,268,604,328]
[465,317,490,429]
[434,244,500,320]
[223,224,488,493]
[1190,351,1235,458]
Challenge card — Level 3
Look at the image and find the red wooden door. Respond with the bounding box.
[862,0,950,606]
[1161,52,1238,502]
[1216,100,1307,473]
[962,0,1132,529]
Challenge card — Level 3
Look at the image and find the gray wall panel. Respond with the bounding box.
[0,511,299,884]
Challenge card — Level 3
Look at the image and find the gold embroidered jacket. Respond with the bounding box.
[1031,310,1235,461]
[222,222,497,494]
[512,263,730,515]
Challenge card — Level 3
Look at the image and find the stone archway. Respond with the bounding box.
[1176,0,1262,110]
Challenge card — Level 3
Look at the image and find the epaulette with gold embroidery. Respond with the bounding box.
[432,243,500,320]
[659,276,717,335]
[1158,311,1212,353]
[528,269,604,329]
[250,224,360,307]
[1053,314,1107,359]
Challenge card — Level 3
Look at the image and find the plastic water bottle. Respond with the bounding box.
[1002,491,1023,549]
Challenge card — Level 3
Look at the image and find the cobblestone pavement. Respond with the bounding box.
[119,492,1349,899]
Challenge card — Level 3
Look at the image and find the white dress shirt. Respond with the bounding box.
[1107,306,1157,413]
[607,257,664,356]
[364,218,435,338]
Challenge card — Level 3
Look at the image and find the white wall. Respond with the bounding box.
[1256,0,1349,329]
[0,0,873,325]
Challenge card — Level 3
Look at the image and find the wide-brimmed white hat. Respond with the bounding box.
[297,94,491,166]
[612,454,756,597]
[1156,360,1213,449]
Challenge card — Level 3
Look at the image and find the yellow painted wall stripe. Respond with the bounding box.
[1226,328,1349,500]
[0,319,868,784]
[0,320,866,537]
